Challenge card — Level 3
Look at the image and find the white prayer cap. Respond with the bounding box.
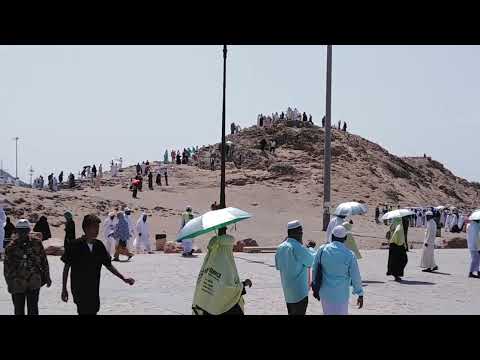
[287,220,302,230]
[124,207,132,212]
[186,206,192,211]
[15,219,31,230]
[332,225,347,239]
[108,211,115,217]
[426,211,433,216]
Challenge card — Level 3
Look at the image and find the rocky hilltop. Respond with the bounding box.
[196,122,479,210]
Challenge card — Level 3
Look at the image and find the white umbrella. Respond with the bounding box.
[468,210,480,221]
[381,209,414,221]
[176,207,252,242]
[335,202,368,216]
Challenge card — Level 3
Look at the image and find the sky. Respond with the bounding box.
[1,45,479,183]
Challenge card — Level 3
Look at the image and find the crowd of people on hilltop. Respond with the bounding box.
[257,107,314,128]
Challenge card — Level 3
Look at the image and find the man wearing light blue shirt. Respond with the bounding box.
[312,225,364,315]
[275,220,314,315]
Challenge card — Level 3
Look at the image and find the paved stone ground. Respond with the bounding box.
[0,248,479,315]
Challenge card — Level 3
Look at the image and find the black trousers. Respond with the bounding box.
[12,289,40,315]
[76,303,99,315]
[286,296,308,315]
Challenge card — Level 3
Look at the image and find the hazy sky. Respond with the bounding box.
[1,45,479,183]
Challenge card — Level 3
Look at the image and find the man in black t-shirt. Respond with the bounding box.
[61,214,135,315]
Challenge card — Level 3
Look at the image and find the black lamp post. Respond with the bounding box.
[220,44,227,210]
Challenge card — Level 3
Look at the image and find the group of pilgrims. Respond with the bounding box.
[257,107,313,128]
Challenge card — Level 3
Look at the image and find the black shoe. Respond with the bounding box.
[431,266,438,271]
[394,276,402,282]
[113,257,120,262]
[469,273,479,278]
[422,268,432,272]
[128,255,133,261]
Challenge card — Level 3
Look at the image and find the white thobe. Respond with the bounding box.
[126,215,135,250]
[445,214,451,231]
[0,207,5,254]
[103,217,118,255]
[416,214,422,227]
[458,215,465,230]
[420,219,437,269]
[450,214,458,230]
[98,165,103,178]
[135,218,151,253]
[440,211,446,226]
[325,216,345,243]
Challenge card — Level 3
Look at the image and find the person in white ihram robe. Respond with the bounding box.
[445,212,451,232]
[98,164,103,178]
[125,210,135,251]
[325,215,347,243]
[416,212,422,227]
[449,212,458,231]
[134,213,152,254]
[420,211,438,272]
[103,212,118,255]
[458,213,465,231]
[440,210,446,228]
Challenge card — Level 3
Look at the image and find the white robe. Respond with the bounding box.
[325,216,345,243]
[467,222,480,251]
[416,214,422,227]
[134,218,151,253]
[420,219,437,269]
[458,215,465,230]
[98,165,103,178]
[103,217,118,255]
[125,214,135,250]
[440,211,446,226]
[445,214,451,231]
[449,214,458,230]
[0,207,5,254]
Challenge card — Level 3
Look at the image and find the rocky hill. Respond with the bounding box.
[195,122,480,210]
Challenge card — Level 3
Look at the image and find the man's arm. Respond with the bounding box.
[105,264,135,285]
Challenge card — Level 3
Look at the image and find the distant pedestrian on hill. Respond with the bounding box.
[210,153,216,171]
[275,220,314,315]
[64,211,76,249]
[171,150,176,164]
[156,172,162,186]
[131,179,138,199]
[136,163,141,175]
[308,114,313,124]
[338,120,341,130]
[92,165,97,178]
[164,169,169,186]
[375,207,380,224]
[59,171,64,184]
[342,122,347,132]
[260,139,267,152]
[148,172,153,190]
[61,214,135,315]
[270,140,276,154]
[322,116,325,128]
[302,112,308,122]
[231,122,236,135]
[176,153,181,165]
[33,216,51,242]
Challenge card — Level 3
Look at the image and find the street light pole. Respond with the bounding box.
[12,137,19,180]
[322,45,332,231]
[220,44,227,210]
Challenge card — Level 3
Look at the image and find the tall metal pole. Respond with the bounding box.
[322,45,332,231]
[220,45,227,210]
[13,137,19,180]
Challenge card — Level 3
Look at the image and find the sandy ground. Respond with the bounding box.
[0,248,478,315]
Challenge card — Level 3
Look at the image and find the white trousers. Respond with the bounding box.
[321,298,349,315]
[182,239,193,254]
